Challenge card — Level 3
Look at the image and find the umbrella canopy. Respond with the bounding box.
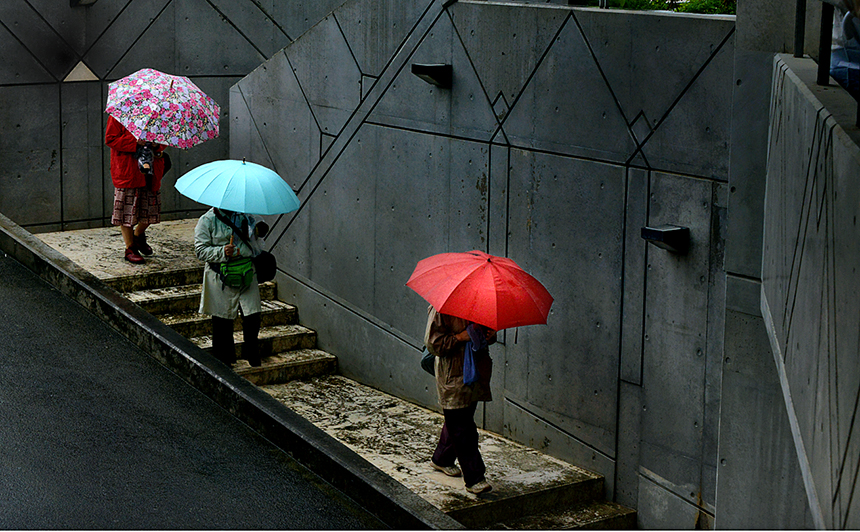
[406,250,553,331]
[105,68,220,149]
[175,159,300,215]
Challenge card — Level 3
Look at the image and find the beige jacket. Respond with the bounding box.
[194,208,261,319]
[424,306,496,410]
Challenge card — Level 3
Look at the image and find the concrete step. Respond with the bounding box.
[104,266,204,294]
[262,375,634,529]
[190,324,317,360]
[233,349,338,386]
[158,299,297,338]
[492,500,637,529]
[125,282,277,315]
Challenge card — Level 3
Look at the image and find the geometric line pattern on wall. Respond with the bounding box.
[763,59,860,529]
[232,1,739,520]
[367,9,501,143]
[265,0,443,250]
[630,28,735,177]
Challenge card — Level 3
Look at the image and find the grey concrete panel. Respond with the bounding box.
[108,2,177,79]
[637,472,708,529]
[0,0,77,81]
[0,22,55,84]
[502,14,634,163]
[285,15,361,137]
[336,0,432,77]
[234,51,321,191]
[175,0,268,76]
[701,183,727,511]
[0,84,61,227]
[449,2,568,110]
[83,0,173,79]
[620,168,648,384]
[715,310,814,529]
[574,10,734,139]
[724,50,775,279]
[368,11,500,142]
[302,130,378,314]
[615,381,642,510]
[273,0,349,43]
[642,34,734,180]
[24,0,88,56]
[61,82,105,223]
[229,86,253,168]
[207,0,291,60]
[640,172,712,493]
[502,397,616,499]
[371,130,491,337]
[726,274,761,316]
[831,134,860,529]
[639,440,708,514]
[505,149,625,457]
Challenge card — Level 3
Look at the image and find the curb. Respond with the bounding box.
[0,212,462,530]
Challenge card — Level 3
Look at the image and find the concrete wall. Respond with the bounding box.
[714,0,816,527]
[231,0,737,526]
[0,0,347,233]
[761,54,860,529]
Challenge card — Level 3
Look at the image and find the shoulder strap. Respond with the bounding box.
[213,209,252,247]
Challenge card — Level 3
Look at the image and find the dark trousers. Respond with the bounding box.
[211,312,261,366]
[432,402,486,487]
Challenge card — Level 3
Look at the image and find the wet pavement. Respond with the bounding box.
[0,251,384,529]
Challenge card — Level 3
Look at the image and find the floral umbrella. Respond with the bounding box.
[105,68,220,149]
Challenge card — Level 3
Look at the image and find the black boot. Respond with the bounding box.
[212,316,236,365]
[242,313,261,367]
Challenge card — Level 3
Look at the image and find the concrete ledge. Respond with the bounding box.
[0,212,462,530]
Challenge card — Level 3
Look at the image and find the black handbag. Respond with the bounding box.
[252,250,276,283]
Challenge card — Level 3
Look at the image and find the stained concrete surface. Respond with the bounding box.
[36,218,201,283]
[0,252,384,530]
[262,374,601,515]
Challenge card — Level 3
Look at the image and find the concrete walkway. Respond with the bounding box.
[31,218,634,529]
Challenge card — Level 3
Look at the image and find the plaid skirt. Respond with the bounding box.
[111,187,161,227]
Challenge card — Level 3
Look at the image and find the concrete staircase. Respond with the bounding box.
[37,220,636,529]
[115,267,337,386]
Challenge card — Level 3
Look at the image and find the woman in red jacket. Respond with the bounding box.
[105,115,168,264]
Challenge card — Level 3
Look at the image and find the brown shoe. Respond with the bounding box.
[125,248,145,264]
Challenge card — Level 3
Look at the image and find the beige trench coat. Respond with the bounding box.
[194,208,261,319]
[424,306,495,410]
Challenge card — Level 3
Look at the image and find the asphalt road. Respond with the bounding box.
[0,253,385,529]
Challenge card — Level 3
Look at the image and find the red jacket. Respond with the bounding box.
[105,115,167,191]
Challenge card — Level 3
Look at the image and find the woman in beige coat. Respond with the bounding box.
[425,306,497,494]
[194,207,263,367]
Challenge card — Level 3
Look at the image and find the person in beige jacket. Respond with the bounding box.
[425,306,497,494]
[194,207,263,367]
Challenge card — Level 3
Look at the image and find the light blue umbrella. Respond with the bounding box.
[175,159,300,215]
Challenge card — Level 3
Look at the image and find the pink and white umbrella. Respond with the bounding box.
[105,68,220,149]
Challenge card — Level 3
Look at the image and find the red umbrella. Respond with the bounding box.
[406,250,553,331]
